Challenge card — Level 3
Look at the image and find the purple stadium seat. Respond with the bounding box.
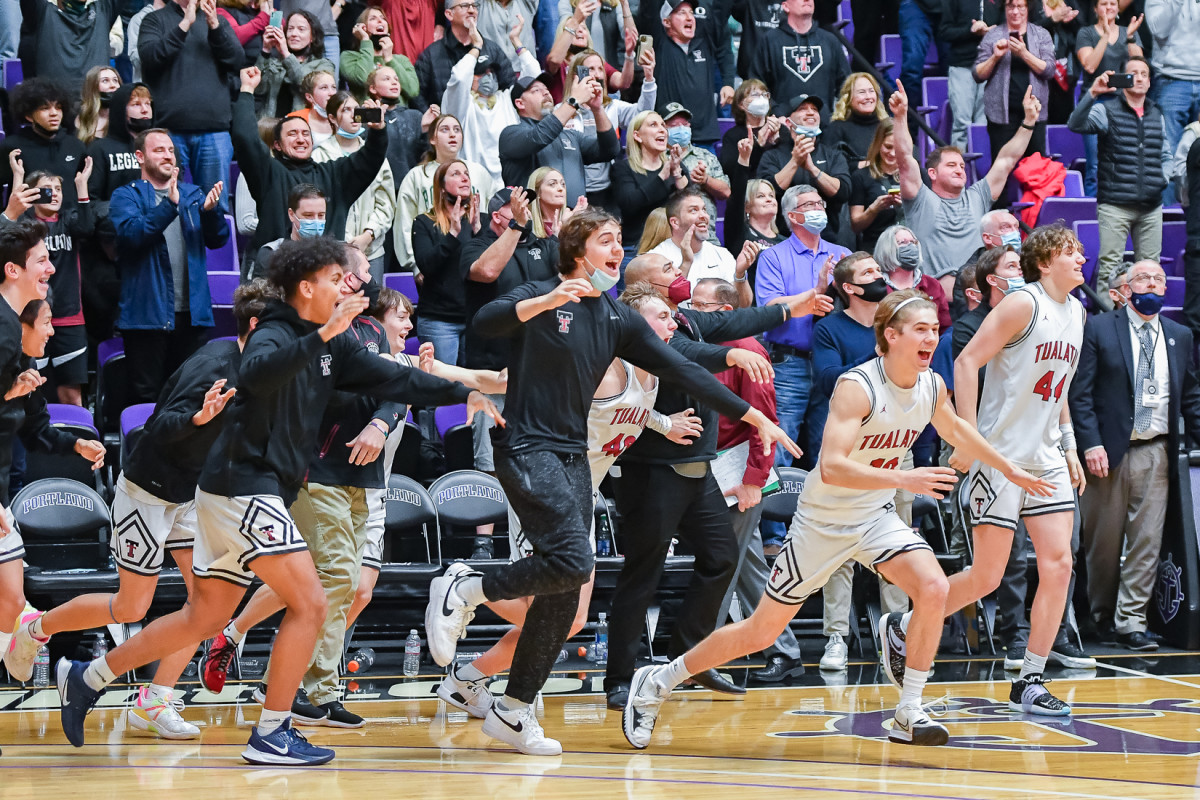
[384,272,419,303]
[921,76,948,133]
[120,404,155,437]
[1166,276,1185,307]
[966,124,991,180]
[1163,307,1185,325]
[3,59,23,94]
[1163,221,1187,274]
[208,271,240,306]
[1037,196,1096,229]
[434,404,469,439]
[404,335,420,356]
[48,404,98,434]
[98,337,124,367]
[878,35,901,83]
[1074,220,1099,286]
[718,118,735,140]
[1062,171,1084,197]
[206,215,239,273]
[1046,125,1085,170]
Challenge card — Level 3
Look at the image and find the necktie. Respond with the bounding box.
[1134,324,1153,433]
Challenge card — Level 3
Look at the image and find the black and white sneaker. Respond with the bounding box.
[878,612,907,690]
[622,665,671,749]
[318,701,364,728]
[425,562,480,667]
[1009,674,1071,716]
[251,682,268,705]
[1048,637,1096,669]
[436,665,494,719]
[888,704,949,746]
[291,690,329,726]
[481,701,562,755]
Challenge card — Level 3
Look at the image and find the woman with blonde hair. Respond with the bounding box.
[637,207,671,254]
[826,72,889,165]
[612,110,686,261]
[545,1,635,101]
[76,67,121,145]
[527,167,575,239]
[849,119,904,253]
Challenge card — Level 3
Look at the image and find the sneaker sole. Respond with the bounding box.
[4,621,41,683]
[480,712,562,756]
[292,714,331,727]
[622,666,657,750]
[1003,658,1023,671]
[888,723,949,746]
[126,709,201,740]
[818,659,848,672]
[1007,700,1071,716]
[877,614,904,691]
[199,650,234,693]
[251,688,267,705]
[241,746,336,766]
[436,681,490,719]
[1048,653,1098,669]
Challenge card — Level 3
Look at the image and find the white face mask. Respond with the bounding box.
[746,96,770,117]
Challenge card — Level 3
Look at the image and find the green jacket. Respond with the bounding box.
[340,39,418,104]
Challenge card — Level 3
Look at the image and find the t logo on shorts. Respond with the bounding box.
[260,524,276,542]
[126,540,138,558]
[557,310,573,333]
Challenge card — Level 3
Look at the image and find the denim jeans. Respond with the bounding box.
[1083,132,1098,197]
[0,0,20,61]
[947,65,984,151]
[1151,77,1200,204]
[762,352,812,547]
[898,0,948,95]
[169,131,234,217]
[417,317,465,367]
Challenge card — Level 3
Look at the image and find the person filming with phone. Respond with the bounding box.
[1068,56,1169,309]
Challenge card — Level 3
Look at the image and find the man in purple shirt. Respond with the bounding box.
[754,183,849,552]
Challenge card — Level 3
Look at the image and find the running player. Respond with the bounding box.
[435,282,702,720]
[890,223,1086,716]
[621,290,1055,749]
[4,283,272,739]
[54,238,501,766]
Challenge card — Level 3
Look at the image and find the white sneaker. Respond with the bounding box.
[127,686,201,740]
[622,665,671,750]
[425,562,479,667]
[888,704,949,746]
[437,665,494,719]
[481,702,562,755]
[4,610,47,683]
[819,634,848,671]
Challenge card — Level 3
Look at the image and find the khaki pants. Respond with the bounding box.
[1096,203,1163,301]
[1079,439,1169,635]
[291,482,369,705]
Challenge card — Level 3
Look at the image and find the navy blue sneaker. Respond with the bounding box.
[242,718,335,766]
[57,658,104,747]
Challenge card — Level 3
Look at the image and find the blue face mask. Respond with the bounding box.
[585,257,619,292]
[800,209,827,235]
[1129,290,1165,316]
[296,218,326,238]
[336,126,366,139]
[1001,230,1022,251]
[1000,274,1026,295]
[794,125,821,138]
[667,125,692,148]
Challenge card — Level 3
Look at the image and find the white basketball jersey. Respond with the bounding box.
[801,358,939,523]
[976,282,1084,469]
[587,361,660,491]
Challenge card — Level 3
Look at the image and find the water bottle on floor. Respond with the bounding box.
[32,644,49,687]
[595,613,608,665]
[92,633,108,661]
[403,630,421,677]
[348,647,376,674]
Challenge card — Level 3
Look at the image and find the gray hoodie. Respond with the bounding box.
[1146,0,1200,82]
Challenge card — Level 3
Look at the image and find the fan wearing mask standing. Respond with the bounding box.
[874,225,951,330]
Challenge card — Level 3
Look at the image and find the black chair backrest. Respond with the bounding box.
[911,493,938,522]
[390,421,423,481]
[442,423,476,473]
[13,478,111,570]
[24,425,104,492]
[384,474,438,532]
[427,469,509,527]
[96,353,130,438]
[759,466,809,524]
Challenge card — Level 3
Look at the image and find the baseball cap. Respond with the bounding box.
[784,93,824,115]
[513,72,552,96]
[487,187,514,216]
[660,0,696,17]
[661,102,692,122]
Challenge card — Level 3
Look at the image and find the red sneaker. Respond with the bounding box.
[199,631,238,693]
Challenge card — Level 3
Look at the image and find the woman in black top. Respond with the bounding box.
[825,72,888,166]
[724,130,787,288]
[718,79,783,176]
[611,110,687,263]
[849,119,904,255]
[412,159,480,366]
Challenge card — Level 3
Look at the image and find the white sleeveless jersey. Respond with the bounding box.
[801,358,939,523]
[587,361,660,491]
[976,282,1084,469]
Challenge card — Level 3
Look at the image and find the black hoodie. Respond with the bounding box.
[87,82,154,213]
[198,299,472,504]
[0,126,87,207]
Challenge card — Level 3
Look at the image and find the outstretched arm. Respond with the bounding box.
[985,85,1041,200]
[887,80,924,201]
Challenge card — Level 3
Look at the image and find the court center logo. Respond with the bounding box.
[774,697,1200,755]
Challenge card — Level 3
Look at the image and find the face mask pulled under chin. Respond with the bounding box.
[126,116,154,134]
[586,257,619,292]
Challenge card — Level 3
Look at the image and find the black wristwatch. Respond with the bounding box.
[508,218,530,233]
[567,96,581,110]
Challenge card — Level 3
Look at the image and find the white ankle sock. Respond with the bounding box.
[1020,651,1048,680]
[224,620,245,645]
[83,655,116,691]
[899,666,929,709]
[29,616,48,641]
[455,575,487,607]
[657,656,691,692]
[498,695,528,713]
[900,610,913,635]
[456,661,486,681]
[146,683,173,703]
[257,709,291,736]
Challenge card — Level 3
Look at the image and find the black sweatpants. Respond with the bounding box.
[123,313,210,405]
[487,449,595,703]
[605,462,740,691]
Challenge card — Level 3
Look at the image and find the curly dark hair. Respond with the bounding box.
[11,77,71,123]
[1019,223,1080,283]
[233,278,282,337]
[268,237,352,298]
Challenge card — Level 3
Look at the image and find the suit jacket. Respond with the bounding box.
[1068,306,1200,473]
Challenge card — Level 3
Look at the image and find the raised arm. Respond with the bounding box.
[887,80,924,200]
[985,85,1041,200]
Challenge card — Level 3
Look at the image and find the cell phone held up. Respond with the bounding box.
[269,10,282,28]
[1107,73,1135,90]
[636,34,653,62]
[32,187,54,205]
[353,106,382,124]
[575,64,591,83]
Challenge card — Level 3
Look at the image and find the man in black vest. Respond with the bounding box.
[1068,56,1168,310]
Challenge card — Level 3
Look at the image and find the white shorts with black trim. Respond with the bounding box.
[508,491,597,561]
[110,475,199,575]
[362,487,385,570]
[192,489,309,587]
[766,507,931,606]
[0,508,21,565]
[967,462,1076,531]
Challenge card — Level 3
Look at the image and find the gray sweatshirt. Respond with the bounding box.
[1146,0,1200,82]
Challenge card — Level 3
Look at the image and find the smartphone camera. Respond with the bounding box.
[353,106,382,124]
[1108,73,1135,89]
[33,187,54,205]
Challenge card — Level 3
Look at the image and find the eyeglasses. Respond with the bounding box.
[796,200,826,211]
[747,91,770,99]
[1129,273,1167,287]
[690,300,725,309]
[453,2,479,9]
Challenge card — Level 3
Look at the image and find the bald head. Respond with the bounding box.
[980,210,1019,249]
[624,254,671,290]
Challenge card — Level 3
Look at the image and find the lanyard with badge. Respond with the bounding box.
[1137,322,1162,409]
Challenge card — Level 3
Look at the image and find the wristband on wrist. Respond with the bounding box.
[369,419,390,436]
[734,273,748,282]
[647,411,673,436]
[1021,122,1036,130]
[1059,422,1076,451]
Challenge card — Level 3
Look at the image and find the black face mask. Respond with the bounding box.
[31,121,58,138]
[126,115,154,134]
[852,277,890,303]
[98,91,114,108]
[370,33,386,49]
[361,276,382,314]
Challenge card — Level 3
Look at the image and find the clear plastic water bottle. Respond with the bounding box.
[403,630,421,677]
[596,536,611,557]
[91,633,108,660]
[32,644,50,687]
[595,612,608,665]
[348,647,376,674]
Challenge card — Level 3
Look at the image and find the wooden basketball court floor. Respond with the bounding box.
[4,654,1200,799]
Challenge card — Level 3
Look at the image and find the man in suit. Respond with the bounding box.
[1069,260,1200,651]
